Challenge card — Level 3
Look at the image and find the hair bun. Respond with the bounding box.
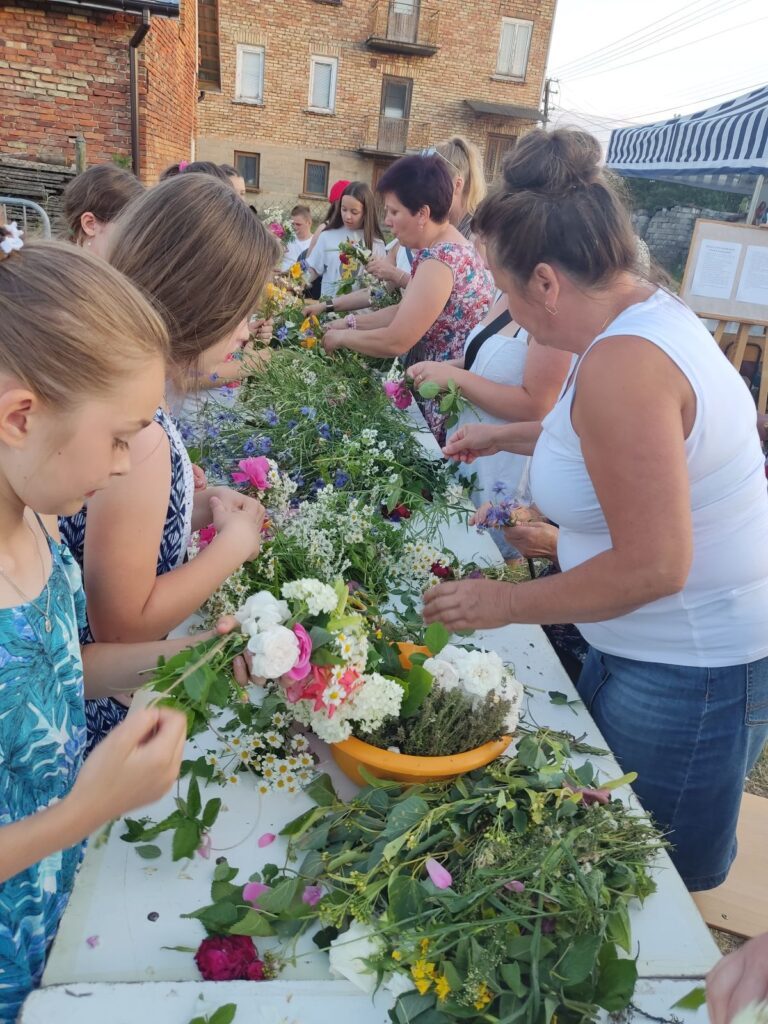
[502,129,602,195]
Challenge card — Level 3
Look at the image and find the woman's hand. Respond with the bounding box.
[210,492,265,561]
[442,423,503,464]
[248,317,273,344]
[367,256,403,286]
[505,520,559,561]
[68,707,187,827]
[323,328,349,353]
[407,360,457,391]
[303,301,327,318]
[191,464,208,492]
[422,578,513,631]
[707,932,768,1024]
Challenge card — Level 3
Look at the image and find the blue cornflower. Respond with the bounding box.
[292,473,305,488]
[243,438,258,455]
[300,406,316,419]
[206,425,220,439]
[263,408,279,426]
[318,423,331,441]
[287,419,297,430]
[492,480,508,496]
[311,478,325,493]
[276,325,290,342]
[334,471,349,489]
[258,437,272,454]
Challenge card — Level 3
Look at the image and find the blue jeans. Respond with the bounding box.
[577,647,768,891]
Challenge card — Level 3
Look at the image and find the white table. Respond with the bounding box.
[34,407,719,1021]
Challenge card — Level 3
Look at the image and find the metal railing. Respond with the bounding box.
[0,196,52,238]
[367,0,439,49]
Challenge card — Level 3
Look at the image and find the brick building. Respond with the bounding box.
[0,0,197,191]
[196,0,556,210]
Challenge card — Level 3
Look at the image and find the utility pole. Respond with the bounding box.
[543,78,559,126]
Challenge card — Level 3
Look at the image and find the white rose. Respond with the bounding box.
[328,920,385,995]
[236,591,289,633]
[459,650,504,699]
[247,625,300,679]
[423,656,460,692]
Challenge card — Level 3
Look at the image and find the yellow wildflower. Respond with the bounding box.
[264,282,278,299]
[411,959,436,981]
[300,317,311,332]
[375,629,383,639]
[473,982,492,1011]
[420,938,431,956]
[413,977,431,995]
[391,950,402,961]
[300,336,317,350]
[290,262,303,280]
[435,975,451,1002]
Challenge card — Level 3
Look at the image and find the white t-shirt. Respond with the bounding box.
[455,312,531,509]
[530,287,768,667]
[306,227,384,297]
[280,235,311,271]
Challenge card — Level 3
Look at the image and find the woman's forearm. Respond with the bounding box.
[329,289,372,313]
[495,421,542,456]
[448,369,555,422]
[353,305,398,330]
[338,327,410,357]
[0,795,97,885]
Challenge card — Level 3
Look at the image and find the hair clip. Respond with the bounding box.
[0,222,24,259]
[178,160,189,172]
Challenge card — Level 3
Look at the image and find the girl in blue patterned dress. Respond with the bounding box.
[59,176,281,752]
[0,235,195,1022]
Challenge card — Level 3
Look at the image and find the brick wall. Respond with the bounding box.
[197,0,555,205]
[0,0,196,181]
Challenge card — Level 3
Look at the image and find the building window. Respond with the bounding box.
[197,0,221,89]
[235,44,265,104]
[309,56,338,113]
[303,159,330,197]
[485,133,517,181]
[234,151,261,191]
[495,18,532,79]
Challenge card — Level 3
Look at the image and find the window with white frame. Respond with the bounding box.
[235,44,264,103]
[309,55,338,112]
[495,18,532,79]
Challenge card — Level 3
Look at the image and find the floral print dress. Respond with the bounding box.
[405,242,493,444]
[0,526,87,1024]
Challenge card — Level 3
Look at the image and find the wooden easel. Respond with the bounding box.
[702,315,768,412]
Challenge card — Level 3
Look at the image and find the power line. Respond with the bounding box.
[551,0,736,76]
[626,79,768,122]
[552,0,751,81]
[565,12,768,82]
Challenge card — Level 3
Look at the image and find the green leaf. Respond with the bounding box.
[595,957,638,1012]
[548,690,570,705]
[424,621,450,655]
[401,666,433,717]
[309,626,334,648]
[172,819,201,861]
[556,933,602,985]
[209,1006,237,1024]
[135,844,162,860]
[213,860,238,883]
[280,806,327,838]
[211,880,241,903]
[187,776,202,819]
[382,832,409,862]
[672,986,707,1011]
[255,877,302,915]
[208,673,231,708]
[417,380,440,400]
[182,901,239,931]
[228,909,275,937]
[500,961,526,997]
[388,874,427,923]
[383,795,429,838]
[202,798,222,830]
[304,773,339,807]
[606,903,632,955]
[183,667,212,704]
[574,761,596,786]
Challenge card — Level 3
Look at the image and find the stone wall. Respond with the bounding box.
[631,204,742,273]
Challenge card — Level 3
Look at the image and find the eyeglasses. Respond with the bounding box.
[419,147,459,174]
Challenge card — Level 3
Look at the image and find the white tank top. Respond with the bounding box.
[530,288,768,667]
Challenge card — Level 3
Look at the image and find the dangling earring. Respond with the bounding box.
[544,303,558,316]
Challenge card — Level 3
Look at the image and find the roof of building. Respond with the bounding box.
[464,99,543,122]
[36,0,180,17]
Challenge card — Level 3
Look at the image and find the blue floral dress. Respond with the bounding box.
[0,526,87,1024]
[59,407,194,755]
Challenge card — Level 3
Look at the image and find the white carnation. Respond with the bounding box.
[328,920,385,995]
[247,625,300,679]
[236,591,289,633]
[282,578,338,616]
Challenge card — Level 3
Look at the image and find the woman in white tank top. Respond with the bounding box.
[423,128,768,893]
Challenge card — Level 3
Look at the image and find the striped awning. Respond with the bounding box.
[606,86,768,179]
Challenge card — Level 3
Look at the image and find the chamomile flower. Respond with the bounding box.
[271,712,288,729]
[291,735,309,752]
[264,731,283,748]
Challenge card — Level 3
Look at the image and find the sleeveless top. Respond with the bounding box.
[59,405,195,645]
[0,525,87,1023]
[406,242,494,443]
[530,288,768,667]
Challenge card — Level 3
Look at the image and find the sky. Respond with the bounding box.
[545,0,768,150]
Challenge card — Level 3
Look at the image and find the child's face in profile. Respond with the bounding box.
[341,197,365,232]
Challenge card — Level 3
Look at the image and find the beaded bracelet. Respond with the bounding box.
[345,314,358,330]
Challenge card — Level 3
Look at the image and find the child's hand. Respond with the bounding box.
[210,493,265,561]
[192,464,208,491]
[407,360,454,390]
[69,707,187,829]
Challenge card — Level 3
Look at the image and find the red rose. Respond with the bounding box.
[194,934,265,981]
[430,562,454,580]
[339,253,350,265]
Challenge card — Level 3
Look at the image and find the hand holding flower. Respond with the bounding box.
[323,328,349,353]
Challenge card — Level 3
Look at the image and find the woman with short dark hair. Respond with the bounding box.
[323,154,493,442]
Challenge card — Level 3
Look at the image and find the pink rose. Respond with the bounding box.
[232,456,271,490]
[285,623,313,681]
[194,934,266,981]
[198,525,217,550]
[383,380,413,411]
[268,222,285,239]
